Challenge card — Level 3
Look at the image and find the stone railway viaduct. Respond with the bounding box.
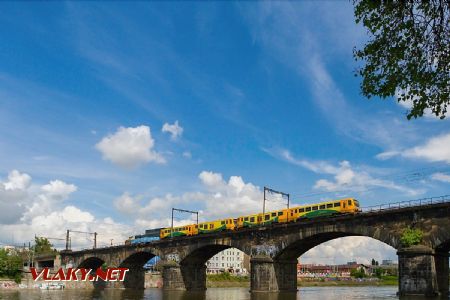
[61,201,450,297]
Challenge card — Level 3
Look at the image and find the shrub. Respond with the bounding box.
[400,227,423,247]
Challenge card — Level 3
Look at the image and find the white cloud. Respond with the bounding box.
[199,171,224,188]
[95,125,165,169]
[0,170,132,249]
[301,236,396,265]
[431,172,450,183]
[0,170,31,224]
[182,151,192,159]
[375,151,401,161]
[41,180,77,201]
[114,170,278,228]
[403,132,450,164]
[23,179,78,221]
[3,170,31,190]
[266,148,422,196]
[162,120,183,140]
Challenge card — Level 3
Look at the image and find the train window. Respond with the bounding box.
[348,200,352,205]
[265,215,270,220]
[334,202,340,207]
[327,203,333,208]
[312,206,318,211]
[221,221,225,225]
[272,212,276,217]
[210,224,214,229]
[306,207,311,212]
[250,217,255,222]
[299,208,305,212]
[244,217,249,221]
[320,205,325,209]
[278,211,283,216]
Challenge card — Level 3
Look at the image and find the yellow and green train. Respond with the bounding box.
[160,198,360,239]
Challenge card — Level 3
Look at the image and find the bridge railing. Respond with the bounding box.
[361,194,450,213]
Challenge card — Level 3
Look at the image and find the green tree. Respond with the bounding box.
[34,237,54,254]
[350,266,366,278]
[353,1,449,119]
[374,267,383,278]
[0,249,23,283]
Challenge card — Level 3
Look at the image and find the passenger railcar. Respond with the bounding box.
[160,197,360,239]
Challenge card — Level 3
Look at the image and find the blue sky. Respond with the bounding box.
[0,2,449,263]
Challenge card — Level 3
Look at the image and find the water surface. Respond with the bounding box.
[0,287,440,300]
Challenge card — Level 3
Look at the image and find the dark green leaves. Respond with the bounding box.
[353,0,449,119]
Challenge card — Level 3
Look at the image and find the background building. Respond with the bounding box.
[206,248,248,275]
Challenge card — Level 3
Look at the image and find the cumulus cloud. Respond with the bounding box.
[0,170,132,250]
[301,236,396,265]
[115,170,295,228]
[3,170,31,190]
[95,125,165,169]
[0,170,31,224]
[114,170,274,228]
[431,172,450,183]
[162,120,183,140]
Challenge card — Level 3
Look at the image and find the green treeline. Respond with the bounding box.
[0,249,22,283]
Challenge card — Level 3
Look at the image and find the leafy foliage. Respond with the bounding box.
[0,249,23,283]
[353,0,450,119]
[34,237,55,254]
[207,272,249,282]
[350,267,366,278]
[400,227,423,247]
[374,267,383,278]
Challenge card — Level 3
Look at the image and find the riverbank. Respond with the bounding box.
[206,274,398,288]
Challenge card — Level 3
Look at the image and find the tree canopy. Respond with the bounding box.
[0,249,22,283]
[34,237,55,254]
[353,0,449,119]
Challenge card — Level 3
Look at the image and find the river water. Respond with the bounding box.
[0,286,417,300]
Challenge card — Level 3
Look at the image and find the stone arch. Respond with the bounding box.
[273,223,400,261]
[163,242,250,291]
[180,243,249,266]
[249,229,399,292]
[77,256,108,288]
[118,250,157,289]
[78,256,105,269]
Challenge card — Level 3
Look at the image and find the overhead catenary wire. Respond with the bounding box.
[290,165,450,200]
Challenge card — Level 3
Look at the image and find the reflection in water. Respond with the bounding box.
[250,291,297,300]
[0,286,415,300]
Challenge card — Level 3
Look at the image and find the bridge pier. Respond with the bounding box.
[434,250,449,296]
[250,256,297,292]
[122,265,145,289]
[397,246,448,297]
[162,261,206,291]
